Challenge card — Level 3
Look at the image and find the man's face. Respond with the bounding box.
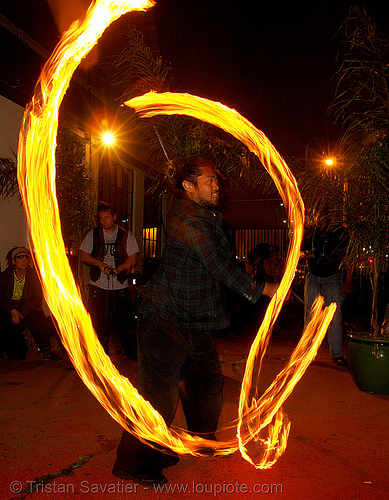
[186,165,220,208]
[98,210,116,230]
[13,252,30,271]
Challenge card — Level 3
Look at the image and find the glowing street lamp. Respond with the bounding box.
[324,158,334,167]
[103,132,114,145]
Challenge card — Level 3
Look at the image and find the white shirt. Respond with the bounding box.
[80,227,139,290]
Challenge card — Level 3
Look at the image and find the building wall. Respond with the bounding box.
[132,168,145,271]
[0,95,29,271]
[0,94,146,280]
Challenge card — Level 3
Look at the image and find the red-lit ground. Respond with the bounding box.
[1,303,388,500]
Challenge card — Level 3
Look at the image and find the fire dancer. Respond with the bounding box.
[113,157,278,486]
[80,202,139,359]
[0,246,62,361]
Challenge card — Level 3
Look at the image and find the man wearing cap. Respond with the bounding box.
[0,246,61,361]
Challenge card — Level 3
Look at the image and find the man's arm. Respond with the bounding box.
[112,230,139,275]
[262,281,279,299]
[112,252,138,275]
[79,229,112,275]
[79,250,112,275]
[182,214,277,302]
[16,268,43,318]
[0,269,33,319]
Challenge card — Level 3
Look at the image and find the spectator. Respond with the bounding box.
[0,246,61,361]
[263,245,284,283]
[303,227,352,366]
[80,202,139,359]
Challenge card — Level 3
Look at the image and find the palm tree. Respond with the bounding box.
[0,155,19,199]
[1,127,93,251]
[112,24,258,189]
[326,7,389,338]
[55,127,94,249]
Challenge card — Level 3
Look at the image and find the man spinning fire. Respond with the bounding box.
[113,157,278,486]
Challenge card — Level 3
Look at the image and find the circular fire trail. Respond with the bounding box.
[16,0,336,468]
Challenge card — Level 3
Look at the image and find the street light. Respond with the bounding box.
[103,132,114,146]
[324,158,334,167]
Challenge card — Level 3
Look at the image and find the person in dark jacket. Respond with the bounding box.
[303,227,352,367]
[0,246,61,361]
[112,157,278,486]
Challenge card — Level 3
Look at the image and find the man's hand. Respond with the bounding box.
[80,250,112,275]
[262,281,279,299]
[299,250,312,263]
[262,281,292,301]
[112,253,139,277]
[99,262,113,275]
[11,309,23,325]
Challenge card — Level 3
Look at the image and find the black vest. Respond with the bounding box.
[90,226,128,284]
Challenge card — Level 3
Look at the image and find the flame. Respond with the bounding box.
[124,92,337,466]
[17,0,336,469]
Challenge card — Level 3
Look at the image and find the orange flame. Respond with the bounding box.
[17,0,336,469]
[124,92,336,466]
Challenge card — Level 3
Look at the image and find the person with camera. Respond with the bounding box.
[80,202,139,359]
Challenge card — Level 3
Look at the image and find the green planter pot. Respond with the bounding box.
[347,333,389,395]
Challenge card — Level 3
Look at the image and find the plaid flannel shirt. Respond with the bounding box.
[142,198,264,331]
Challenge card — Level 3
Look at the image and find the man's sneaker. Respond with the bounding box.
[112,465,167,487]
[332,356,347,367]
[43,351,63,362]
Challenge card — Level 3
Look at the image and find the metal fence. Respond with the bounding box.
[225,227,306,300]
[225,227,289,261]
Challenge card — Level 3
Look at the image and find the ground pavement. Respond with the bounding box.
[1,304,388,500]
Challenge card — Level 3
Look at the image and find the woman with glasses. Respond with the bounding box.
[0,246,61,361]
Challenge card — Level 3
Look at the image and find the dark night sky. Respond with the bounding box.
[1,0,389,161]
[149,0,389,226]
[1,0,388,228]
[151,0,389,159]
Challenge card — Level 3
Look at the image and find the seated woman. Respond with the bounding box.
[0,246,61,361]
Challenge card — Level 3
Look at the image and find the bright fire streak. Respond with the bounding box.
[16,0,336,469]
[124,91,336,466]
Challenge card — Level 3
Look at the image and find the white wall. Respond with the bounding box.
[0,96,29,271]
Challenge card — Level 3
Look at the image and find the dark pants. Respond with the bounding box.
[0,309,51,359]
[115,311,224,474]
[88,285,136,359]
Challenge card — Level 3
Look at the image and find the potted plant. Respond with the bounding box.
[328,7,389,394]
